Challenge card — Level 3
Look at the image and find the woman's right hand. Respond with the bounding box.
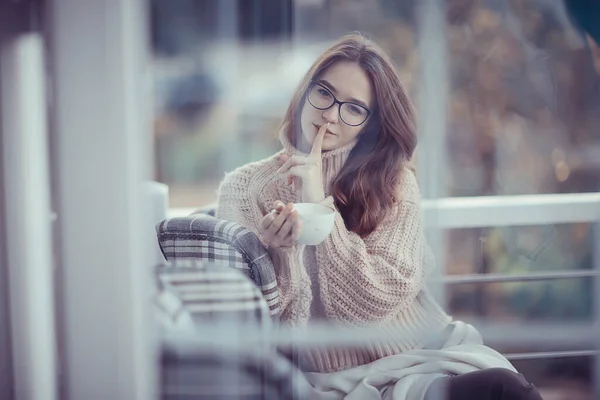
[259,201,303,248]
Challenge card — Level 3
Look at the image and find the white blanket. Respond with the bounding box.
[304,321,516,400]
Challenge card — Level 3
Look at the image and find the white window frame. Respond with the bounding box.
[46,1,156,399]
[1,20,57,400]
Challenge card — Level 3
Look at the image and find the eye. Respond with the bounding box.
[347,104,366,116]
[317,88,332,98]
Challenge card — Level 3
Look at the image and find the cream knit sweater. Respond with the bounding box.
[216,131,452,372]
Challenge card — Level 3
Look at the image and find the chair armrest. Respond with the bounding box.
[155,260,272,329]
[156,214,281,318]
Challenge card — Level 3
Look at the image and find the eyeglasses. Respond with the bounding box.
[307,81,371,127]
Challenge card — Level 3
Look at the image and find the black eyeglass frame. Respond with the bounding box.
[307,80,371,127]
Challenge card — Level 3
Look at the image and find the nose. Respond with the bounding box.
[322,103,339,124]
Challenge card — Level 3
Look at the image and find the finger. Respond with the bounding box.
[264,207,291,240]
[279,153,290,163]
[293,177,301,193]
[275,205,294,234]
[277,155,309,174]
[310,122,329,156]
[264,201,285,217]
[292,215,303,242]
[259,212,276,234]
[289,210,300,240]
[277,209,297,247]
[291,177,302,192]
[273,233,294,248]
[260,203,283,237]
[275,214,295,240]
[287,165,309,182]
[279,228,295,247]
[273,200,285,211]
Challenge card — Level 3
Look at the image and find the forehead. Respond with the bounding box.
[318,61,373,107]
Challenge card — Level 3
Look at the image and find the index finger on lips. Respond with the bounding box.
[310,122,328,156]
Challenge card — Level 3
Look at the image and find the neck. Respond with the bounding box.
[279,129,358,195]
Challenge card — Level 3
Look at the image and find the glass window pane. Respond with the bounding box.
[445,223,594,275]
[154,1,600,207]
[443,1,600,197]
[149,0,600,397]
[152,0,295,207]
[447,278,593,322]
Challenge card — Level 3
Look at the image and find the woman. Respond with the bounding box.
[216,34,542,400]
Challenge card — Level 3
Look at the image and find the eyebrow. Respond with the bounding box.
[317,79,370,110]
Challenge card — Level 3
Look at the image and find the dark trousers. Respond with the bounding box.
[424,368,543,400]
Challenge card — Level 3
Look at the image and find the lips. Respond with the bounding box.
[313,123,336,136]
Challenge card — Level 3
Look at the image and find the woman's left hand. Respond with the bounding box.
[277,123,328,203]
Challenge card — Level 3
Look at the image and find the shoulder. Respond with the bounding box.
[369,168,420,235]
[396,167,420,204]
[218,152,282,195]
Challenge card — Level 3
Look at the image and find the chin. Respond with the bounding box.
[321,136,338,151]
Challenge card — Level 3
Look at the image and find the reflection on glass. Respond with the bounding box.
[152,1,599,399]
[448,278,593,322]
[446,223,593,275]
[153,1,600,207]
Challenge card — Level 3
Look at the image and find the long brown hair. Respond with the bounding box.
[280,33,417,237]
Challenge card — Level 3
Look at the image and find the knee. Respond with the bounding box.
[485,368,527,385]
[483,368,542,400]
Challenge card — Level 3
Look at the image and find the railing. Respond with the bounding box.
[167,191,600,365]
[421,192,600,228]
[429,193,600,368]
[168,192,600,225]
[421,193,600,368]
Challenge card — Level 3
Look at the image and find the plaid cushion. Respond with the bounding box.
[161,340,312,400]
[156,260,271,328]
[157,215,281,318]
[156,261,311,399]
[155,282,196,333]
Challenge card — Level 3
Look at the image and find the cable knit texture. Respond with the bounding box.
[216,131,452,372]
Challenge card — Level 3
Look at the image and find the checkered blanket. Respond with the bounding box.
[161,340,313,400]
[155,260,272,328]
[155,260,311,399]
[156,213,281,318]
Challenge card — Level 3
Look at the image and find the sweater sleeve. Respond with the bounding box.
[267,246,312,323]
[215,168,261,233]
[216,166,312,321]
[316,175,426,325]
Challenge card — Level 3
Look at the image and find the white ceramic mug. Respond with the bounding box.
[293,203,336,245]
